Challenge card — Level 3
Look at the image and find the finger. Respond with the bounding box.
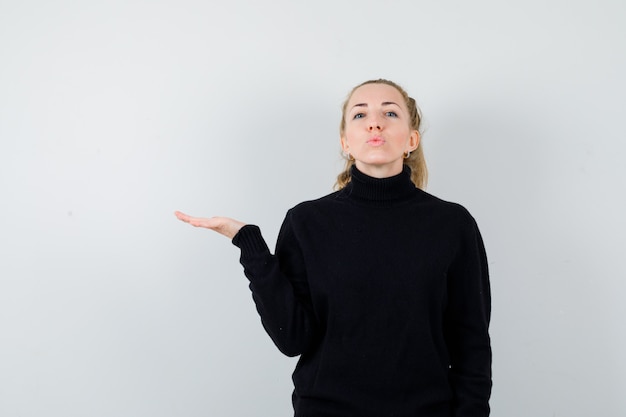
[174,211,192,223]
[189,217,213,228]
[175,211,208,227]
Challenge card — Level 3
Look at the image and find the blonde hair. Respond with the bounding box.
[335,79,428,190]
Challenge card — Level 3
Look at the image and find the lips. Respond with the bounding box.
[367,137,386,147]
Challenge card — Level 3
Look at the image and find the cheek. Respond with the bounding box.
[342,127,357,143]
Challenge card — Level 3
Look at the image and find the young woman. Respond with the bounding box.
[175,79,492,417]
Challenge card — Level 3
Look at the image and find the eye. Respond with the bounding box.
[385,111,398,118]
[353,113,365,119]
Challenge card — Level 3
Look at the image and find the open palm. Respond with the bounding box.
[174,211,246,239]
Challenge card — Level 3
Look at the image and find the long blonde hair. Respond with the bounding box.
[335,79,427,190]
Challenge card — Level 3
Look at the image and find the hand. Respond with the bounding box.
[174,211,246,240]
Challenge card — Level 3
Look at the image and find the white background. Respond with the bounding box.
[1,0,625,416]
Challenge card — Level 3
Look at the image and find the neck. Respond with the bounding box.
[342,165,417,205]
[353,160,404,179]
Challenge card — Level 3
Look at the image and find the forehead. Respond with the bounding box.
[348,83,405,107]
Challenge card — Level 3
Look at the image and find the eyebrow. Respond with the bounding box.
[351,101,401,110]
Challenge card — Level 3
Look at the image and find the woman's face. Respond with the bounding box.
[341,83,419,178]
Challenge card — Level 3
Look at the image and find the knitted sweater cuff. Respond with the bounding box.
[231,224,270,257]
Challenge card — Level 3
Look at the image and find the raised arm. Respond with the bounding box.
[232,214,319,357]
[174,210,318,357]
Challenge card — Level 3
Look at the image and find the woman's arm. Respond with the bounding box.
[233,212,318,357]
[445,212,492,417]
[174,210,318,357]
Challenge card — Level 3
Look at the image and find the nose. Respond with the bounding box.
[368,119,382,131]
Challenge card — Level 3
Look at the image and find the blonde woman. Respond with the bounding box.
[175,79,492,417]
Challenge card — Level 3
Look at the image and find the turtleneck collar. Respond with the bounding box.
[341,165,418,204]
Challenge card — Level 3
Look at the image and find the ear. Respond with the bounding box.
[407,130,420,152]
[340,135,349,152]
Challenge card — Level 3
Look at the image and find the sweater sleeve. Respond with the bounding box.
[231,215,317,357]
[445,211,492,417]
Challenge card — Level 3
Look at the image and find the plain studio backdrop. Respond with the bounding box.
[1,0,625,416]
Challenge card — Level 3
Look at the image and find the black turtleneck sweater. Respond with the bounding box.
[232,166,491,417]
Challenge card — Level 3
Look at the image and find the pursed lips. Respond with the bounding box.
[367,136,386,146]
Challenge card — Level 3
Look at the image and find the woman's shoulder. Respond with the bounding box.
[287,190,344,213]
[415,188,479,226]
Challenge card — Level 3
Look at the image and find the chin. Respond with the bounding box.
[358,159,404,172]
[362,156,400,166]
